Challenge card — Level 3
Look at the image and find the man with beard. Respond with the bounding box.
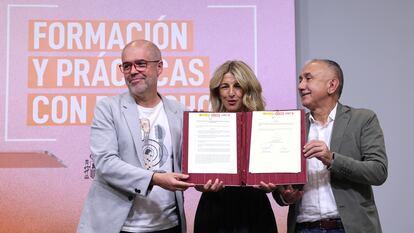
[77,40,194,233]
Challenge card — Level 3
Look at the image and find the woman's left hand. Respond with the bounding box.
[194,178,224,192]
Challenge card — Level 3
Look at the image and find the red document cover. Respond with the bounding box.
[182,110,307,186]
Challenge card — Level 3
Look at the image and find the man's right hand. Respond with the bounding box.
[280,185,304,204]
[151,172,195,191]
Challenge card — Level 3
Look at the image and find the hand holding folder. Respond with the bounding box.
[182,110,307,186]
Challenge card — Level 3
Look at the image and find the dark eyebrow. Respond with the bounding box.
[304,72,312,79]
[134,59,147,63]
[299,72,312,80]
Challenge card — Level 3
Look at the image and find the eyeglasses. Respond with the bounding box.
[119,59,160,73]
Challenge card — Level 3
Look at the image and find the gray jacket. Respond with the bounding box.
[77,92,186,233]
[274,103,388,233]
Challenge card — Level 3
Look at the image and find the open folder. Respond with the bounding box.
[182,110,307,186]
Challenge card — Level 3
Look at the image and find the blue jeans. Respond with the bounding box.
[296,228,345,233]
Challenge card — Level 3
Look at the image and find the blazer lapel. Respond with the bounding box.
[330,103,350,152]
[121,93,144,167]
[305,112,311,140]
[161,96,181,170]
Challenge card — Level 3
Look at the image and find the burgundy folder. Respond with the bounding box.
[182,110,307,186]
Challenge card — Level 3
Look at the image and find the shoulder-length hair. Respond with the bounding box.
[209,60,265,112]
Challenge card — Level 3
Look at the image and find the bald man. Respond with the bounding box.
[77,40,194,233]
[274,59,387,233]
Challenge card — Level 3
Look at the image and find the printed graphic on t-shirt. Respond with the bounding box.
[140,118,168,170]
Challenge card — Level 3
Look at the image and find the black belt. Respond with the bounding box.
[296,218,343,230]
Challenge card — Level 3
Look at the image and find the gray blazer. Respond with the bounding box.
[274,103,388,233]
[77,92,186,233]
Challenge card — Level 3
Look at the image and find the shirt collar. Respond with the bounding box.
[309,103,338,124]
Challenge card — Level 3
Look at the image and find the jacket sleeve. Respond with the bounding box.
[90,97,154,196]
[330,111,388,186]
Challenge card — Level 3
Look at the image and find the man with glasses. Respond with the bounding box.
[77,40,194,233]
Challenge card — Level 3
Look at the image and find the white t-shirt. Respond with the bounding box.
[122,101,178,232]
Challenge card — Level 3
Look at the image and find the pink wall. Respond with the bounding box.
[0,1,295,232]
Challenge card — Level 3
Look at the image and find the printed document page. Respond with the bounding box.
[188,112,238,174]
[249,111,301,173]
